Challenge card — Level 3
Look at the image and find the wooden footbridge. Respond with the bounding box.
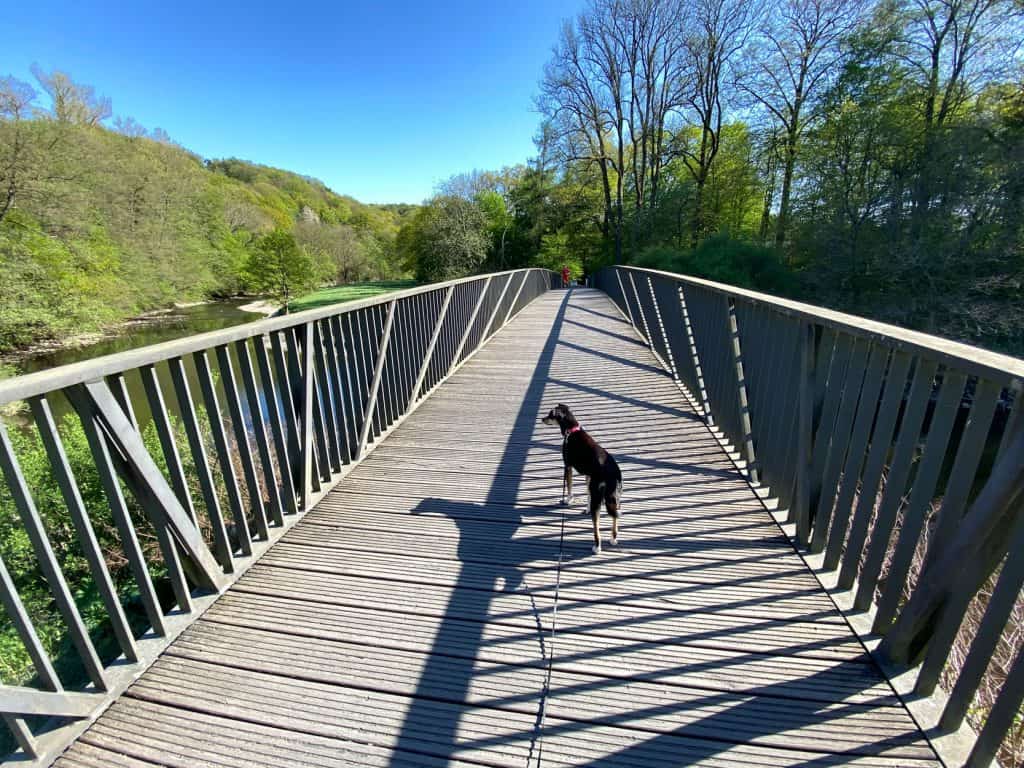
[0,268,1022,767]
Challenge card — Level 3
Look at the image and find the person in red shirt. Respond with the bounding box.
[561,265,570,288]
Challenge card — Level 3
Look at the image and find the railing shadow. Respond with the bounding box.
[386,288,933,766]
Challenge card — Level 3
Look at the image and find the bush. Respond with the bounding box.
[632,234,795,295]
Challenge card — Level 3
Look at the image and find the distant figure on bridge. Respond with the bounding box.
[561,265,570,288]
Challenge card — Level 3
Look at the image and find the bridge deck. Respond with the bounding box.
[55,290,939,767]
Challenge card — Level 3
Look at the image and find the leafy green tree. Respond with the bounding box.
[399,196,489,283]
[244,229,326,310]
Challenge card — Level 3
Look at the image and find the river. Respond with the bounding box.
[3,299,273,429]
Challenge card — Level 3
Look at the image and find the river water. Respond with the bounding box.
[4,299,271,429]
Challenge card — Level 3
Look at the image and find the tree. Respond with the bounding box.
[740,0,864,248]
[30,65,111,126]
[398,196,490,283]
[244,229,324,310]
[0,77,37,223]
[678,0,758,248]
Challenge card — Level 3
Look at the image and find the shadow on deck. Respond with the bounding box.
[53,290,940,768]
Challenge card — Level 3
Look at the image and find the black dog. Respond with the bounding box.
[542,404,622,553]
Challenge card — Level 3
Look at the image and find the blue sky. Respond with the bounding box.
[2,1,583,203]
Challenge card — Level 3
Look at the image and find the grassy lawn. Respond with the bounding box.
[289,280,416,313]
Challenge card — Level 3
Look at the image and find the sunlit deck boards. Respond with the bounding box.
[54,289,940,767]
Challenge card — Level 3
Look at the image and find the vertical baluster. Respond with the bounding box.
[215,345,269,540]
[29,395,138,657]
[627,272,652,344]
[678,285,713,423]
[253,337,299,513]
[411,286,454,406]
[168,357,234,571]
[837,351,913,589]
[300,322,316,508]
[726,299,758,485]
[614,270,637,331]
[332,315,360,457]
[321,318,352,464]
[270,332,303,491]
[873,370,967,632]
[68,392,167,634]
[0,545,65,692]
[965,642,1024,768]
[139,365,196,519]
[310,322,342,473]
[922,377,1003,563]
[854,360,939,610]
[809,339,875,555]
[939,514,1024,731]
[793,322,817,542]
[193,350,252,557]
[234,338,284,526]
[107,373,136,426]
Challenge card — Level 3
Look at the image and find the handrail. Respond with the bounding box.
[596,265,1024,768]
[614,265,1024,383]
[0,268,559,764]
[0,269,548,407]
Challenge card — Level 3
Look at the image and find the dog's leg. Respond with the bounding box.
[561,465,574,506]
[607,496,620,546]
[589,493,602,554]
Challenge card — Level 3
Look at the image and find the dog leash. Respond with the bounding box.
[530,500,567,768]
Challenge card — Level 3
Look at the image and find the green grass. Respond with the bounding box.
[288,280,416,313]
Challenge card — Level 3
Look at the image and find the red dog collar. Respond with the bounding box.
[565,425,582,437]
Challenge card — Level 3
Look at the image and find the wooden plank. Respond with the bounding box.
[41,289,938,768]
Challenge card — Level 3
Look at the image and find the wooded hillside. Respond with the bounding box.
[0,69,413,352]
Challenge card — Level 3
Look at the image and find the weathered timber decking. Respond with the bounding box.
[54,289,940,767]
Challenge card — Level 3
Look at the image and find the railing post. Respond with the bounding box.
[614,269,638,331]
[356,299,397,458]
[410,285,454,406]
[480,272,516,342]
[677,285,713,425]
[449,277,492,374]
[627,272,654,344]
[646,276,678,379]
[300,322,316,509]
[793,322,815,543]
[727,299,759,485]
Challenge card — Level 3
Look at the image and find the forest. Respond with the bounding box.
[2,0,1023,359]
[398,0,1023,356]
[0,67,413,352]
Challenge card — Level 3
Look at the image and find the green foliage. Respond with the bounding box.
[399,196,490,283]
[0,414,179,689]
[244,229,329,309]
[530,233,584,280]
[0,82,415,352]
[633,235,795,294]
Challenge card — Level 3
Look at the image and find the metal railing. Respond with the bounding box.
[597,265,1024,768]
[0,268,558,763]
